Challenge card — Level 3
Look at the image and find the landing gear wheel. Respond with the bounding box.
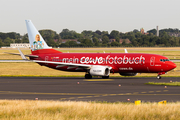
[102,76,109,79]
[85,74,92,79]
[157,75,161,79]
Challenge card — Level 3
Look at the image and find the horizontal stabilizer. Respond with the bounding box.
[4,52,39,58]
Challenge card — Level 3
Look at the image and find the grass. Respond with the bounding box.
[0,62,85,76]
[0,62,179,77]
[146,82,180,86]
[0,100,180,120]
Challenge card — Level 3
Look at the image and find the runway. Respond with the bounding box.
[0,77,179,102]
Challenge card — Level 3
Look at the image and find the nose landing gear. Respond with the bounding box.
[157,72,166,79]
[157,75,161,79]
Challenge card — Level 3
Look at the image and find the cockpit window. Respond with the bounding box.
[160,59,170,62]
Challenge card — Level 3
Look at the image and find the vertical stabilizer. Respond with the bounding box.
[25,20,49,51]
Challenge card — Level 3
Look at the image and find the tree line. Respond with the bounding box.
[0,28,180,47]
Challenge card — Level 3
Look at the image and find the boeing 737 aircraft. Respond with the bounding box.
[7,20,177,79]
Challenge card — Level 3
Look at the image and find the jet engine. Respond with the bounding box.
[89,66,110,76]
[119,73,138,76]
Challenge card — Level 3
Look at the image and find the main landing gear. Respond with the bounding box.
[85,74,92,79]
[102,76,109,79]
[84,74,109,79]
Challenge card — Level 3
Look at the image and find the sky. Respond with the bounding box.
[0,0,180,35]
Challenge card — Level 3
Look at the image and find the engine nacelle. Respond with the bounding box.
[90,66,110,76]
[119,73,138,76]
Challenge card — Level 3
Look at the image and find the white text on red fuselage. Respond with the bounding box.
[80,55,145,64]
[56,55,145,65]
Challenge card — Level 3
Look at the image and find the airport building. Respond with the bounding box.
[10,43,30,48]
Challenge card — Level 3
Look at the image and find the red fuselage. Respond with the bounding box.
[30,49,176,74]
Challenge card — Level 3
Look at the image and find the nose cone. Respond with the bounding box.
[169,61,177,70]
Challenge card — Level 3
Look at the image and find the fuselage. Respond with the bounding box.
[30,51,176,74]
[24,20,177,79]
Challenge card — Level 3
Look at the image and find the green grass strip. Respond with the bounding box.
[145,82,180,86]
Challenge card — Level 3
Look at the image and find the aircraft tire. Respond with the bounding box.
[102,76,109,79]
[85,74,92,79]
[157,75,161,79]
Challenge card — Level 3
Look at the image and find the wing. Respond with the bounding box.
[33,60,92,69]
[32,60,112,70]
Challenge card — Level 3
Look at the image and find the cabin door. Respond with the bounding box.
[150,56,155,66]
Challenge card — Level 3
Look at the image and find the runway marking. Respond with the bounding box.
[86,96,93,98]
[63,93,180,100]
[0,80,64,83]
[102,94,108,96]
[129,94,180,96]
[83,79,113,81]
[156,91,161,92]
[0,89,174,101]
[60,98,67,100]
[68,97,75,99]
[94,95,101,97]
[77,97,84,98]
[0,91,102,96]
[149,91,154,93]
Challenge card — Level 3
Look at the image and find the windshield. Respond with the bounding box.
[160,59,170,62]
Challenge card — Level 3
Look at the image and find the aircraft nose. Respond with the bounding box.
[169,61,177,70]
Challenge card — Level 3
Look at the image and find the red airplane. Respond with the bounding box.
[8,20,177,79]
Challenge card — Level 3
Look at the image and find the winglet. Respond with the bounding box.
[125,49,128,53]
[18,48,28,60]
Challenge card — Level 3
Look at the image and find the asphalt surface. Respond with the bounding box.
[0,77,179,102]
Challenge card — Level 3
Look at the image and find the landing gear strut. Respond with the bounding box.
[157,75,161,79]
[85,74,92,79]
[102,76,109,79]
[157,72,166,79]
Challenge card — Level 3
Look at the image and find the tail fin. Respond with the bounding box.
[25,20,61,54]
[25,20,49,51]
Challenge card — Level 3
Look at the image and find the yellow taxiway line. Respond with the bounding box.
[83,79,113,81]
[0,91,101,96]
[1,90,178,101]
